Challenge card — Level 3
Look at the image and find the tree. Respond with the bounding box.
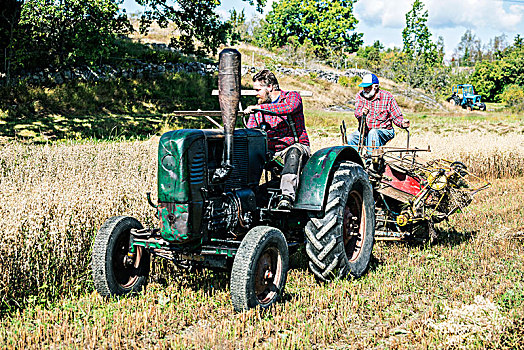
[0,0,23,82]
[357,40,383,71]
[14,0,131,71]
[136,0,266,56]
[255,0,363,58]
[490,34,508,59]
[454,29,482,66]
[402,0,439,66]
[436,36,445,62]
[228,9,247,43]
[471,37,524,101]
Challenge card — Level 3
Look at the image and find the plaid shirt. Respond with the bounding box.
[354,89,404,130]
[247,90,310,152]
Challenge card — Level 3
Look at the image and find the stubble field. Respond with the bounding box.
[0,112,523,349]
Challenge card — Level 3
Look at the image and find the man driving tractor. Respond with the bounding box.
[347,73,410,154]
[244,69,310,210]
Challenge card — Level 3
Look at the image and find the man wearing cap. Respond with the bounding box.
[347,73,409,155]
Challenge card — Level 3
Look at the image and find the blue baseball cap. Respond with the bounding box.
[359,73,379,87]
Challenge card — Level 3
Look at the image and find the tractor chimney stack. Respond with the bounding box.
[212,48,241,183]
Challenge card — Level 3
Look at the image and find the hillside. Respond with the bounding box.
[0,40,463,144]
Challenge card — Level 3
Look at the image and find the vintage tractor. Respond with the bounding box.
[447,84,486,111]
[91,49,376,312]
[340,123,490,242]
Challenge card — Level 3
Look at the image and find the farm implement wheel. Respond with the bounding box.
[230,226,289,312]
[92,216,150,297]
[305,161,375,282]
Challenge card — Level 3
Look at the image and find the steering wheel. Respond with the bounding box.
[242,108,296,143]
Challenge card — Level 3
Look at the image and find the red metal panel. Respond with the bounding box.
[383,165,422,197]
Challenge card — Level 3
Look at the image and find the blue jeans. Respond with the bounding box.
[347,128,395,154]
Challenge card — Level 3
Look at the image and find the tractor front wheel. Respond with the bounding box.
[305,161,375,281]
[92,216,150,297]
[230,226,289,312]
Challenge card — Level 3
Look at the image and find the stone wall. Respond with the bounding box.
[1,43,370,86]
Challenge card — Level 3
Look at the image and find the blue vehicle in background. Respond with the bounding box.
[447,84,487,111]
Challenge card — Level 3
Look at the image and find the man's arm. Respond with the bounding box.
[388,95,409,128]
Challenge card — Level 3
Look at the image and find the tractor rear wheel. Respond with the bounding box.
[230,226,289,312]
[305,161,375,281]
[92,216,150,297]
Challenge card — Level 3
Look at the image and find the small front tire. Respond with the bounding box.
[230,226,289,312]
[92,216,150,297]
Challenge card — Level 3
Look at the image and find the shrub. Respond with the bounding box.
[500,84,524,111]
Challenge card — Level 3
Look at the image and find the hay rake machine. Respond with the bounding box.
[341,124,490,242]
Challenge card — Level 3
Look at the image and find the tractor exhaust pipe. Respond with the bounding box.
[212,48,241,183]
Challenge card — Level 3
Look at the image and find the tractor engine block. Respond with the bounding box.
[204,188,257,236]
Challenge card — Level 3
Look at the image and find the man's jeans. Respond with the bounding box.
[273,143,311,201]
[347,128,395,154]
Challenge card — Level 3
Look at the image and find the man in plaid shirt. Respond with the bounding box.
[347,73,410,155]
[245,70,310,210]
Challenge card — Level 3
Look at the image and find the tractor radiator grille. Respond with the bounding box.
[225,136,248,190]
[190,149,206,185]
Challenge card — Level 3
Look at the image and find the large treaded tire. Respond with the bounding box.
[92,216,150,297]
[230,226,289,312]
[305,161,375,281]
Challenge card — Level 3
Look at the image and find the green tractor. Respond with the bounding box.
[91,49,375,311]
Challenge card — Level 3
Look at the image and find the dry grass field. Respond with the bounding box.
[0,112,523,349]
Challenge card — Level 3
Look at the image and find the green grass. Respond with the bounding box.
[0,72,229,142]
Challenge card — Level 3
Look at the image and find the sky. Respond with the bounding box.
[121,0,524,60]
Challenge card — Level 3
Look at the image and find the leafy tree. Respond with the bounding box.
[500,84,524,110]
[483,33,508,61]
[357,40,383,71]
[0,0,23,81]
[14,0,130,71]
[136,0,266,56]
[402,0,439,66]
[470,37,524,101]
[436,36,445,62]
[229,9,247,43]
[255,0,363,58]
[514,34,523,48]
[453,29,482,66]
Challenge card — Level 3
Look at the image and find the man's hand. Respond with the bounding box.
[401,119,410,129]
[244,105,260,115]
[362,106,369,116]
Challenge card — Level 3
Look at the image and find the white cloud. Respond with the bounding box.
[355,0,524,32]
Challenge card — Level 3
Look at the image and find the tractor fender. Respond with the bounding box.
[294,146,364,211]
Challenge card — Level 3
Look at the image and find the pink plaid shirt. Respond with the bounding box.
[354,89,404,130]
[247,91,310,152]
